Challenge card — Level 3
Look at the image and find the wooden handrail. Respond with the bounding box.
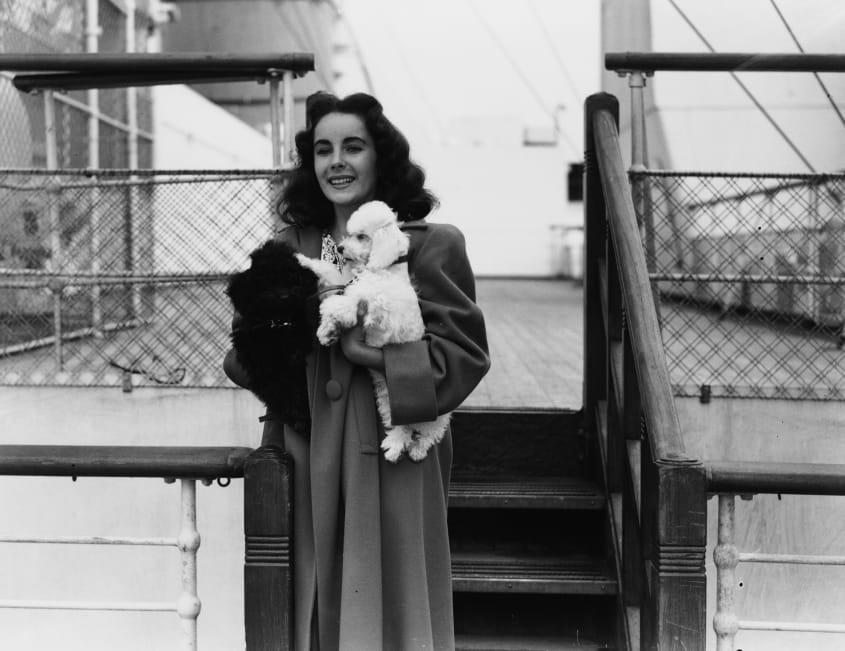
[706,460,845,496]
[0,445,253,479]
[605,52,845,73]
[591,109,692,465]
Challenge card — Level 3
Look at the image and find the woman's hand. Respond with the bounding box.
[340,324,385,372]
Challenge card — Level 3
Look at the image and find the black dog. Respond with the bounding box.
[226,240,319,434]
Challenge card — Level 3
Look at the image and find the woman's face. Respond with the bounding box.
[313,112,377,213]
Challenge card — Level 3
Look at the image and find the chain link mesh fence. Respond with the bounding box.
[0,169,283,388]
[640,170,845,400]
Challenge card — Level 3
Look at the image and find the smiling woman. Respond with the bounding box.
[224,91,490,650]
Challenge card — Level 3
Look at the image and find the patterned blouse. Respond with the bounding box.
[321,232,345,274]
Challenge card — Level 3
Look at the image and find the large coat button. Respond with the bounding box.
[325,379,343,400]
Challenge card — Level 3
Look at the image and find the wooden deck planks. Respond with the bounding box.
[464,279,584,410]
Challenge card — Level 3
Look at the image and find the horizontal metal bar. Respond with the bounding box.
[53,91,154,141]
[739,552,845,565]
[0,167,284,178]
[0,319,143,359]
[0,536,176,546]
[651,272,845,285]
[0,599,176,612]
[0,445,253,479]
[0,52,315,73]
[631,169,845,181]
[706,460,845,496]
[740,620,845,634]
[14,70,292,93]
[606,52,845,73]
[0,271,232,288]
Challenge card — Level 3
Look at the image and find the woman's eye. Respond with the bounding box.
[314,147,331,156]
[345,145,363,153]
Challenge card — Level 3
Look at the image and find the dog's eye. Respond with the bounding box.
[356,234,369,241]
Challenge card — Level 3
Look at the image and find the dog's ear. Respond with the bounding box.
[367,223,409,270]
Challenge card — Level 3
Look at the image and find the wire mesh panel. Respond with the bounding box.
[0,170,283,387]
[640,170,845,400]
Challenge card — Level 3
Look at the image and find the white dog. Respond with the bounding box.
[313,200,450,463]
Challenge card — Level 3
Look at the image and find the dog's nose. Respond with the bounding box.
[336,244,344,255]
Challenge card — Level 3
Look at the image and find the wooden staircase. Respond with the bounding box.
[449,408,618,650]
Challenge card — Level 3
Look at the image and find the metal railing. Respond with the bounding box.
[586,52,845,651]
[708,463,845,649]
[607,52,845,401]
[0,50,313,388]
[0,444,293,649]
[0,168,283,388]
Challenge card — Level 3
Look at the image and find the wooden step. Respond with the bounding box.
[452,551,616,595]
[456,633,611,650]
[450,476,604,510]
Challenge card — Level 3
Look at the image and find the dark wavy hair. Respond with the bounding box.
[278,92,438,229]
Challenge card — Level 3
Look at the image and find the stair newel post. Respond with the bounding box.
[243,446,294,650]
[645,461,707,650]
[583,93,618,429]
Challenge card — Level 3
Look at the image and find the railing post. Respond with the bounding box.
[646,462,707,650]
[583,93,619,426]
[243,446,293,650]
[177,479,201,650]
[714,494,739,651]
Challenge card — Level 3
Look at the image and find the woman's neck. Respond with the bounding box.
[330,204,354,240]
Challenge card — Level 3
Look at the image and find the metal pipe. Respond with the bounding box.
[714,495,739,651]
[605,52,845,73]
[740,552,845,565]
[43,90,64,371]
[283,70,295,166]
[269,74,282,168]
[0,52,316,72]
[177,479,201,650]
[126,0,142,320]
[0,599,176,612]
[86,0,102,334]
[0,535,176,546]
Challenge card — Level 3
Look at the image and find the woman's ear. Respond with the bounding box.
[366,224,409,270]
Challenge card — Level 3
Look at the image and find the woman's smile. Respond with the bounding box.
[328,174,356,188]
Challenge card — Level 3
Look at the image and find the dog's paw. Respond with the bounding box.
[380,437,405,463]
[317,319,340,346]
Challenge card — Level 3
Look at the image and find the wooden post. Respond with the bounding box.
[243,446,294,650]
[647,462,707,650]
[583,93,619,425]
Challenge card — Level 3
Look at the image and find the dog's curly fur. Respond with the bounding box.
[314,201,451,462]
[226,240,318,434]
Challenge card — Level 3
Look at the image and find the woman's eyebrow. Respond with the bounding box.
[342,136,368,145]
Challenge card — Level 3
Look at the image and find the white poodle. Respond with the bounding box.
[307,200,450,463]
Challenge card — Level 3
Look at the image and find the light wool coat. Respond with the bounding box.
[228,220,490,650]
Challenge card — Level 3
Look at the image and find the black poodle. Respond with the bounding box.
[226,239,319,434]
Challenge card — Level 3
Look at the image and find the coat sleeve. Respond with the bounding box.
[382,223,490,425]
[222,226,301,389]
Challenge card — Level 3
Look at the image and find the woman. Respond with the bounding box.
[225,92,490,650]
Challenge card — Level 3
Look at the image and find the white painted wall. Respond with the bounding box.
[416,140,584,278]
[152,85,273,169]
